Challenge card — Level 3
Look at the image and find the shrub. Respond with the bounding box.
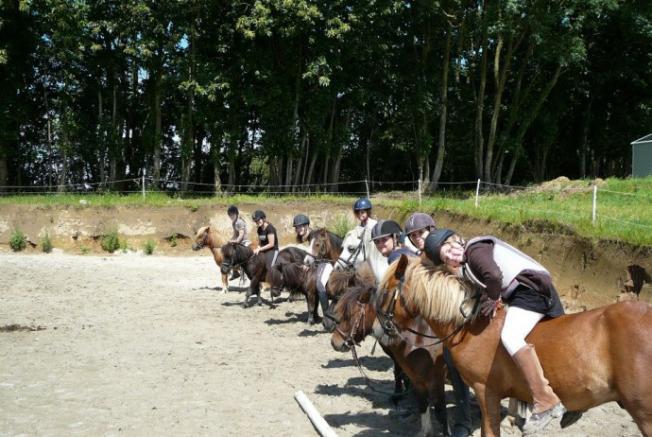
[80,245,90,255]
[41,233,53,253]
[143,239,156,255]
[332,214,354,237]
[169,235,178,247]
[101,230,121,253]
[10,229,27,252]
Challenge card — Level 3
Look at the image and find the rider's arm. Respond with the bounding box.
[233,229,244,244]
[466,241,503,300]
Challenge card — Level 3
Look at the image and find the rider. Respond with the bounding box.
[293,214,312,244]
[404,212,437,253]
[371,219,472,437]
[227,205,250,280]
[352,197,377,240]
[424,229,566,434]
[252,210,280,268]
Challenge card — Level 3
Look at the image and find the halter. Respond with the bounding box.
[195,230,210,249]
[375,275,481,348]
[336,231,367,270]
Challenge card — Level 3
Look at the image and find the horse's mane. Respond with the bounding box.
[380,258,475,327]
[329,261,377,295]
[221,243,252,263]
[334,283,375,323]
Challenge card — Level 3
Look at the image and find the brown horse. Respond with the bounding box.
[192,226,229,291]
[220,243,279,308]
[310,228,343,262]
[331,285,448,437]
[376,255,652,436]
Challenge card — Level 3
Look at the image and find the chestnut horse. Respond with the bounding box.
[192,226,229,291]
[331,285,448,437]
[309,228,343,262]
[376,255,652,437]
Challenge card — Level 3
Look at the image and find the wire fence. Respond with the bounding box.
[1,177,650,234]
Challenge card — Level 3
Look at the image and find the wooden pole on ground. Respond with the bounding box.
[294,391,337,437]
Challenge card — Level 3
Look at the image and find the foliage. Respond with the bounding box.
[0,0,649,194]
[41,232,53,253]
[9,229,27,251]
[143,239,156,255]
[101,230,121,253]
[168,234,177,248]
[331,213,354,238]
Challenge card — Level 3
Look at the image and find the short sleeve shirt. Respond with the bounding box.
[232,217,250,245]
[257,223,279,250]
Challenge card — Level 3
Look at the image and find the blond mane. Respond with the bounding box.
[195,226,227,246]
[379,257,474,327]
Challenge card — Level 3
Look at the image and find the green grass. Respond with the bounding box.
[143,239,156,255]
[40,232,53,253]
[10,229,27,251]
[101,230,122,253]
[407,177,652,246]
[1,177,650,246]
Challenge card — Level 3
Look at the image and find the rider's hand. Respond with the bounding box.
[479,295,501,318]
[253,247,260,255]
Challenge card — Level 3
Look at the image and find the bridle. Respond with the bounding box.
[194,230,210,249]
[375,275,481,347]
[334,300,367,349]
[336,233,367,270]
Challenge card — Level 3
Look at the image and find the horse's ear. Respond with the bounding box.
[394,255,409,279]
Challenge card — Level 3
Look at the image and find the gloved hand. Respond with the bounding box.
[479,295,501,318]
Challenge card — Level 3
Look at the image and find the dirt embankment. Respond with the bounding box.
[1,202,650,307]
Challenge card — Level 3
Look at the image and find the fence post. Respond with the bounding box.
[365,179,370,198]
[475,178,481,208]
[142,173,146,199]
[417,178,422,206]
[592,185,597,226]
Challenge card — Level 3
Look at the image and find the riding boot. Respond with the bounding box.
[229,268,240,281]
[513,344,566,435]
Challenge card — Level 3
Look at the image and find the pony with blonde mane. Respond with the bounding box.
[376,255,652,437]
[192,226,229,292]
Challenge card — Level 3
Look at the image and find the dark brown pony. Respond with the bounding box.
[192,226,229,291]
[331,285,448,437]
[220,243,276,307]
[309,228,343,262]
[269,246,313,297]
[377,255,652,437]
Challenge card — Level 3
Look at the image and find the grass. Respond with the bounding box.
[10,229,27,251]
[41,232,53,253]
[1,177,651,246]
[101,230,122,253]
[143,239,156,255]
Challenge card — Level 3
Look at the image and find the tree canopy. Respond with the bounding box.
[1,0,650,193]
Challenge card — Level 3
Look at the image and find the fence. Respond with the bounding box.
[1,177,650,232]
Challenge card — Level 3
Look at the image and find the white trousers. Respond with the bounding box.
[501,306,544,356]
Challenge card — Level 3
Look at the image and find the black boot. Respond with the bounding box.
[229,269,240,281]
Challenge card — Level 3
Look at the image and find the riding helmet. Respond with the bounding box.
[227,205,239,216]
[404,213,436,235]
[353,197,372,211]
[293,214,310,227]
[371,220,402,241]
[424,229,456,265]
[252,210,266,221]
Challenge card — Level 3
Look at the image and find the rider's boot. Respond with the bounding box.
[316,280,333,331]
[513,344,566,435]
[229,268,240,281]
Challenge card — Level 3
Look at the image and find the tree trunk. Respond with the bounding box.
[152,67,163,184]
[473,3,489,179]
[429,25,452,192]
[305,146,317,187]
[504,64,563,185]
[579,97,592,179]
[294,130,307,191]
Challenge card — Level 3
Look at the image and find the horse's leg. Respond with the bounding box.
[306,289,318,325]
[414,386,436,437]
[474,384,501,437]
[620,399,652,437]
[391,358,408,403]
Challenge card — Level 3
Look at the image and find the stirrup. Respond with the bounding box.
[522,403,566,435]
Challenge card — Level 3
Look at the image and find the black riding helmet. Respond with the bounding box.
[371,220,402,241]
[227,205,239,216]
[252,210,266,221]
[424,228,456,265]
[293,214,310,227]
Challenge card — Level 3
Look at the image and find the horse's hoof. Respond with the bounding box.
[560,410,584,429]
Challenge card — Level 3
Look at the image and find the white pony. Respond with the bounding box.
[334,226,387,284]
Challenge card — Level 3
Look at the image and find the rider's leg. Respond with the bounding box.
[443,347,472,437]
[316,263,333,315]
[502,306,565,434]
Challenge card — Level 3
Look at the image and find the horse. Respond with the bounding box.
[269,246,313,298]
[375,255,652,437]
[308,228,343,262]
[331,285,448,437]
[191,226,229,291]
[220,243,279,308]
[336,227,387,283]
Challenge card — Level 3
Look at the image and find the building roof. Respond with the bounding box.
[631,134,652,145]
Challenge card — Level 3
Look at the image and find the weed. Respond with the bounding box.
[10,229,27,252]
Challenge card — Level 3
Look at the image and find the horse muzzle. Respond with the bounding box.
[220,263,231,274]
[191,243,202,251]
[330,335,350,352]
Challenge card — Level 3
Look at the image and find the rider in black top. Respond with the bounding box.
[252,210,279,267]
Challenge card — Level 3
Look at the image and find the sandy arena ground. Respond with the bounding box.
[0,253,641,436]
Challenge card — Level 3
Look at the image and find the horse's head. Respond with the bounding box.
[374,255,476,340]
[331,285,376,352]
[220,243,251,274]
[192,226,210,251]
[310,229,331,260]
[336,229,365,270]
